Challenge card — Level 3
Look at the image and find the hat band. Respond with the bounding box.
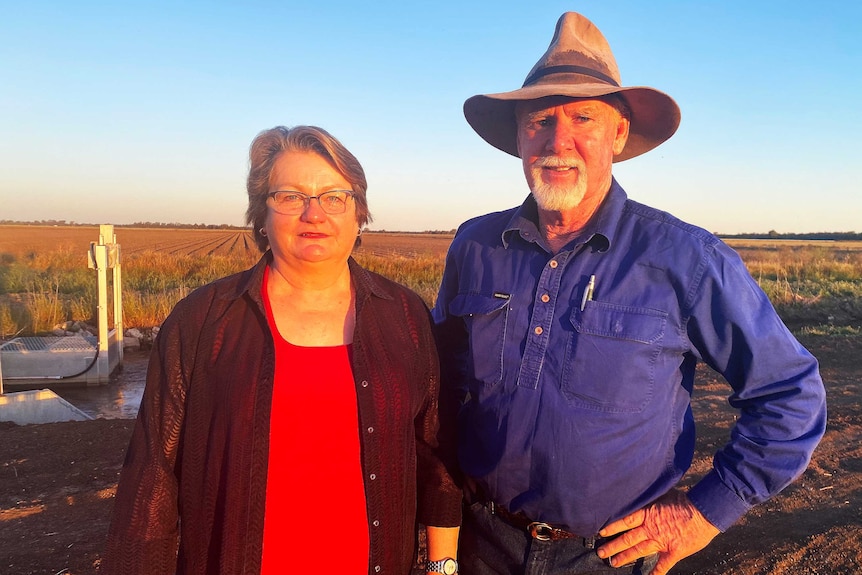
[523,65,619,88]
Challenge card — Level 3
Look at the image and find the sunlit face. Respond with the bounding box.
[264,150,359,266]
[515,97,629,213]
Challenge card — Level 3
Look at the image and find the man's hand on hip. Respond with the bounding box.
[596,488,720,575]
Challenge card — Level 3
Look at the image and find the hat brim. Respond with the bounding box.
[464,84,680,162]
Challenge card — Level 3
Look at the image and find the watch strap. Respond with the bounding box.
[426,557,458,574]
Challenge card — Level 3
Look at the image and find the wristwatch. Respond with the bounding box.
[426,557,458,574]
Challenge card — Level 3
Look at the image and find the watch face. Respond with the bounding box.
[442,558,458,575]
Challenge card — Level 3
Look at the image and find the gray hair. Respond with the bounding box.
[245,125,372,252]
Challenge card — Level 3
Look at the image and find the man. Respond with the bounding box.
[433,12,826,575]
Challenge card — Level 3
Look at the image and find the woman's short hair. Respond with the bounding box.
[245,125,372,252]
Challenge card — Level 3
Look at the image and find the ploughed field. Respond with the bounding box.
[0,225,256,258]
[0,225,453,259]
[0,226,456,332]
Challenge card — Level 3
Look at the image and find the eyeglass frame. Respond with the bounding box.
[266,189,356,215]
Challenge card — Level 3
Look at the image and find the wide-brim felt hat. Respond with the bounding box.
[464,12,681,162]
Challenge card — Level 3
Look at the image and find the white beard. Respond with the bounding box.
[529,163,588,212]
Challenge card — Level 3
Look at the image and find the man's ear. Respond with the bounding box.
[613,115,630,156]
[514,110,523,158]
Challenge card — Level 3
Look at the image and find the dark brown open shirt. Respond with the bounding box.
[103,254,462,574]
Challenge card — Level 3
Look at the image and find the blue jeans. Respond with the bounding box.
[460,502,658,575]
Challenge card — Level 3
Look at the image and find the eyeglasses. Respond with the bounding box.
[266,190,355,215]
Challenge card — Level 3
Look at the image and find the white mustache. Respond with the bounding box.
[534,157,582,169]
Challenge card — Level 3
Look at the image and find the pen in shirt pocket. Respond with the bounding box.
[580,274,596,311]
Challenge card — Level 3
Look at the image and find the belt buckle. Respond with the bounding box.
[528,521,553,541]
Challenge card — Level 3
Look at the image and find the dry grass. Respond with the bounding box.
[1,226,861,336]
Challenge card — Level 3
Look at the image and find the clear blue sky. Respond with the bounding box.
[2,0,859,233]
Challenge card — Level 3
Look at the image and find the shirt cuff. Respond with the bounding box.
[686,470,753,532]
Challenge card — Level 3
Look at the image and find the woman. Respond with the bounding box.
[103,126,462,575]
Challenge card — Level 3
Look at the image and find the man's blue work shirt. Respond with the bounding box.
[432,180,826,536]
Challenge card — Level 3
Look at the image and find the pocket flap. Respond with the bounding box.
[573,301,666,344]
[449,293,510,317]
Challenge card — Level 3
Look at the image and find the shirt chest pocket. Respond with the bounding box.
[449,293,510,387]
[563,301,667,413]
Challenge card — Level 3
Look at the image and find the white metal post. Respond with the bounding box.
[88,224,122,383]
[94,243,110,381]
[113,244,124,364]
[101,225,124,365]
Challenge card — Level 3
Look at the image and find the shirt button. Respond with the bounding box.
[367,427,374,434]
[549,260,559,268]
[369,473,376,480]
[541,293,550,303]
[372,519,380,527]
[374,567,381,573]
[361,380,369,388]
[534,326,543,335]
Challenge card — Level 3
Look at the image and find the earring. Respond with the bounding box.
[259,227,267,237]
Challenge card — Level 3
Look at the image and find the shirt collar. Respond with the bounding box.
[348,257,395,301]
[502,195,543,248]
[502,177,628,253]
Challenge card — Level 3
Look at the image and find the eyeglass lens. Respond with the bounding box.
[268,190,352,214]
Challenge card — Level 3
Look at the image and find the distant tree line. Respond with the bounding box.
[125,222,248,230]
[718,230,862,241]
[2,221,858,240]
[0,220,248,230]
[368,229,457,235]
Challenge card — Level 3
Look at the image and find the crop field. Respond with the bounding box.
[1,225,861,337]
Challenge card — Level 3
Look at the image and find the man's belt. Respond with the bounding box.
[485,501,596,547]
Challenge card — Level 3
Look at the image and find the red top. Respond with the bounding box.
[260,267,369,573]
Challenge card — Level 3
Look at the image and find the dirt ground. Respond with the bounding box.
[1,333,860,575]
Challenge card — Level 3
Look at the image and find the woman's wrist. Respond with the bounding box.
[426,557,458,574]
